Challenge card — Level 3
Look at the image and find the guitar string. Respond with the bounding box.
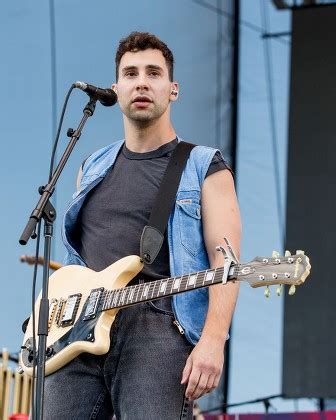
[48,265,240,312]
[101,265,249,310]
[101,260,302,310]
[48,260,300,313]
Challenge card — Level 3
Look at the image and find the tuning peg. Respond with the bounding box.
[285,250,291,257]
[264,286,270,298]
[276,285,283,296]
[296,250,305,255]
[288,285,296,295]
[272,251,280,258]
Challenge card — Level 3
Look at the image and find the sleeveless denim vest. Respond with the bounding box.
[61,138,219,345]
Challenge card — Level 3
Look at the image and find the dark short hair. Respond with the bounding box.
[115,32,174,81]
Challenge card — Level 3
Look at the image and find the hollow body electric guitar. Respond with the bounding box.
[20,248,310,377]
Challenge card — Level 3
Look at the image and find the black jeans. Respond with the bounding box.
[43,299,193,419]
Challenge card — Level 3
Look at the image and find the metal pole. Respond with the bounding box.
[222,0,240,413]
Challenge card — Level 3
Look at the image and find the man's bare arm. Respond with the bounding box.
[182,169,241,400]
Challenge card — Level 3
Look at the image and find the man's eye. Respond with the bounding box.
[125,72,136,77]
[149,71,160,77]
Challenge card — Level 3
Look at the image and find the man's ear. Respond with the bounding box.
[111,83,118,95]
[170,81,179,101]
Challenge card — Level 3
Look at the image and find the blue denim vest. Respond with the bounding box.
[61,138,218,345]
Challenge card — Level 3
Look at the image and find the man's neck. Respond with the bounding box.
[123,117,176,153]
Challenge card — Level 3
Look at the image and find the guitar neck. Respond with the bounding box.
[101,265,239,311]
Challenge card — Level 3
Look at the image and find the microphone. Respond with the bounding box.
[74,81,118,107]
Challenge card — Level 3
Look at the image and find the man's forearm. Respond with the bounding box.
[201,282,239,344]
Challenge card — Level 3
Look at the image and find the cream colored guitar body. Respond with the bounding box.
[20,255,143,377]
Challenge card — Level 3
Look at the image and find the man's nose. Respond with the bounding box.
[136,74,149,90]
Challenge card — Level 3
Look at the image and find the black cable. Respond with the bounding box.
[48,0,57,263]
[31,220,42,419]
[215,0,223,150]
[48,84,75,181]
[260,0,285,245]
[191,0,290,45]
[49,0,57,156]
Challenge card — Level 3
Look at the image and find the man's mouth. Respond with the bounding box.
[132,96,153,106]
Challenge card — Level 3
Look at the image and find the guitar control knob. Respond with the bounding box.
[17,365,24,374]
[46,347,54,357]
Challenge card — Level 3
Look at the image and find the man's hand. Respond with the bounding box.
[181,336,225,400]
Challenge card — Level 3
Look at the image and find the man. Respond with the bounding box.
[45,32,241,419]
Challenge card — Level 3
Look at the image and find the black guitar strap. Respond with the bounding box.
[140,141,196,264]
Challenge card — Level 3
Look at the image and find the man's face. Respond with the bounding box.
[113,49,178,124]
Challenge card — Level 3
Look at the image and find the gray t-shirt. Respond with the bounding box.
[75,138,230,281]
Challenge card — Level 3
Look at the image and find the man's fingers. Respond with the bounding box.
[187,372,208,400]
[181,357,193,384]
[205,374,216,392]
[185,368,201,399]
[213,374,221,389]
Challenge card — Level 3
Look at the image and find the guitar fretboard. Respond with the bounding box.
[101,265,240,311]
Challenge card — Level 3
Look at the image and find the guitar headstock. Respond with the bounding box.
[20,255,44,266]
[237,250,311,297]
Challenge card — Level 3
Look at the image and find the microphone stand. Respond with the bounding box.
[19,98,97,420]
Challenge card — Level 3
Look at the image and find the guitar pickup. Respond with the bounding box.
[61,294,82,327]
[83,288,104,320]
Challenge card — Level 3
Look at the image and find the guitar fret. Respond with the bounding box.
[129,286,135,302]
[168,278,173,294]
[138,284,144,300]
[106,290,112,308]
[160,280,168,295]
[196,270,208,287]
[173,277,180,290]
[102,292,106,310]
[143,284,149,298]
[105,291,111,309]
[120,289,127,305]
[150,282,156,299]
[102,292,107,310]
[179,275,189,290]
[138,284,144,301]
[182,275,188,291]
[188,274,197,288]
[205,270,215,283]
[195,271,202,287]
[181,275,188,291]
[117,290,122,307]
[157,279,162,296]
[116,290,122,306]
[109,290,114,307]
[132,285,138,303]
[124,287,130,304]
[134,284,141,303]
[202,270,207,286]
